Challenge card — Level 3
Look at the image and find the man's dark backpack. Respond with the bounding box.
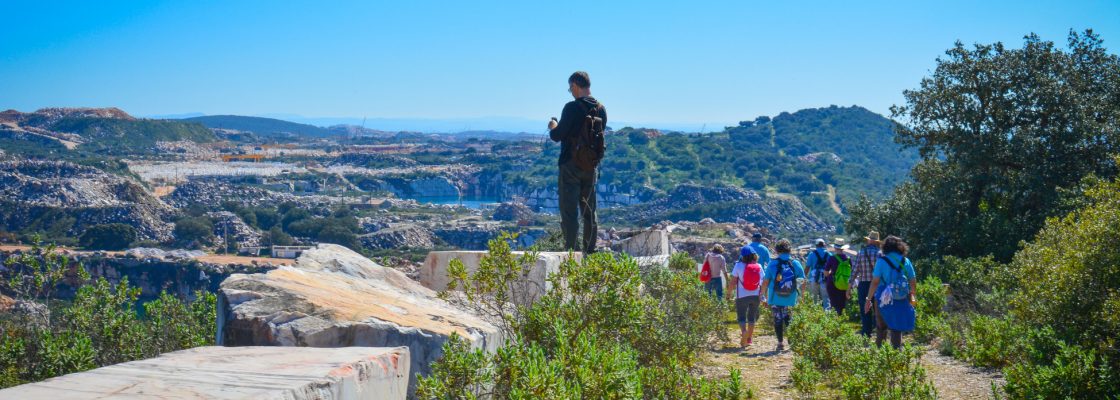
[571,102,605,171]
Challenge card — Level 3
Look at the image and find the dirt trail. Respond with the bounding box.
[826,184,842,215]
[701,333,1003,399]
[701,335,795,399]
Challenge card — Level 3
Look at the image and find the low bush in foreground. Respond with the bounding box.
[417,236,749,399]
[0,241,216,388]
[788,300,936,400]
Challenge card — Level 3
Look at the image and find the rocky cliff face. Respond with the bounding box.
[508,183,654,213]
[0,160,174,241]
[361,224,436,250]
[0,249,271,300]
[609,184,834,234]
[217,244,504,395]
[206,211,263,248]
[433,223,502,250]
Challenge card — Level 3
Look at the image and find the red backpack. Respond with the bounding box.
[699,256,712,283]
[741,263,762,291]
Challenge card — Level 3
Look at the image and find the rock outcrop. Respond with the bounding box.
[420,251,582,306]
[491,202,534,222]
[207,211,263,248]
[166,180,300,209]
[611,184,833,233]
[433,223,502,250]
[218,244,503,394]
[0,160,174,241]
[361,224,436,250]
[612,229,673,257]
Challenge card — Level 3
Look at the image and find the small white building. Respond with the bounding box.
[271,245,314,259]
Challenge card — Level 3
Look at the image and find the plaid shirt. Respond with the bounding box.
[850,245,879,285]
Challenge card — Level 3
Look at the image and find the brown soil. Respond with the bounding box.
[701,335,796,399]
[701,328,1004,399]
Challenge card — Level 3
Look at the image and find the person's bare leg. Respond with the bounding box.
[746,323,755,346]
[739,323,747,348]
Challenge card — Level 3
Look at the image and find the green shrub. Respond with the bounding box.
[668,251,696,273]
[959,314,1063,370]
[839,345,937,400]
[791,357,823,395]
[1009,177,1120,351]
[789,296,937,399]
[0,242,217,388]
[35,331,96,379]
[174,216,214,245]
[1003,343,1119,399]
[78,223,137,250]
[418,234,748,399]
[788,300,862,370]
[912,277,947,344]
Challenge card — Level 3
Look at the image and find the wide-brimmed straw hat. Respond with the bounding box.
[863,231,882,245]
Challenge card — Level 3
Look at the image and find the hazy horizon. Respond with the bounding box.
[3,1,1118,131]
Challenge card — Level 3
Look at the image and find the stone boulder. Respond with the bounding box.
[491,202,533,222]
[612,229,672,257]
[421,251,582,306]
[218,244,503,395]
[0,346,410,400]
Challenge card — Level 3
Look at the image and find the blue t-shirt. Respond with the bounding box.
[749,241,772,267]
[805,248,832,282]
[873,252,916,289]
[764,254,805,307]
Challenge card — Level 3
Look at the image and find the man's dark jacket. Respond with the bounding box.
[549,96,607,166]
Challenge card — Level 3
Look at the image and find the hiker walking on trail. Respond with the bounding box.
[759,239,806,352]
[748,232,771,266]
[731,246,764,348]
[548,71,607,254]
[864,235,918,349]
[823,239,852,316]
[703,244,728,300]
[852,231,881,337]
[805,239,832,311]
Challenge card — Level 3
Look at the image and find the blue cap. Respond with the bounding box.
[740,245,756,258]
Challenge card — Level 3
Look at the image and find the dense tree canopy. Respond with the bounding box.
[849,30,1120,261]
[78,223,136,250]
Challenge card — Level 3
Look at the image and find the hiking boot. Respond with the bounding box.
[776,343,784,352]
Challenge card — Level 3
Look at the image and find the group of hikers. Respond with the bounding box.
[542,72,918,351]
[701,231,918,351]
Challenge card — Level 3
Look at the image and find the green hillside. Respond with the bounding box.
[501,105,919,229]
[184,115,335,138]
[46,118,217,154]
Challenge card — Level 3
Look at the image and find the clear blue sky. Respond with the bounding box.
[2,1,1117,130]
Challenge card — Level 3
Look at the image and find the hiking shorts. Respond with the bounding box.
[735,295,760,324]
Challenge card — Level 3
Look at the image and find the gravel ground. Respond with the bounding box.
[701,328,1003,399]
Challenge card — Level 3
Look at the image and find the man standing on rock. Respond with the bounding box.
[548,71,608,253]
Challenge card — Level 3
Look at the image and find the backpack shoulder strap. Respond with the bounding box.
[575,100,598,116]
[880,255,901,272]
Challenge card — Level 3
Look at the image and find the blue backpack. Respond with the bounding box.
[880,255,911,301]
[774,259,797,296]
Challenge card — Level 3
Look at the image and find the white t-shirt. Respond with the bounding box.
[730,261,764,298]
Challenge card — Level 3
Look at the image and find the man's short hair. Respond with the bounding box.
[569,71,591,89]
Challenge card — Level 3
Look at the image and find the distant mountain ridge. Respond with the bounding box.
[0,107,215,154]
[183,115,335,138]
